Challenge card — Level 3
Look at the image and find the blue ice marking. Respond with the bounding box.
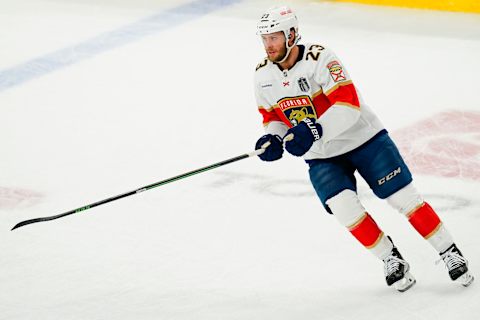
[0,0,242,92]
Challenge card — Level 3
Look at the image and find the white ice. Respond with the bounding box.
[1,0,479,319]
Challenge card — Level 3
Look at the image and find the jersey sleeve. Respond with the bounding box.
[255,80,289,137]
[313,48,361,142]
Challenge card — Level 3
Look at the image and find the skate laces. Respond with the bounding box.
[384,255,406,276]
[436,247,467,271]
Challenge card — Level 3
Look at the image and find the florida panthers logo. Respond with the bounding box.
[289,107,316,125]
[277,95,317,126]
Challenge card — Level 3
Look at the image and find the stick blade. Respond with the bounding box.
[11,211,75,231]
[11,218,47,230]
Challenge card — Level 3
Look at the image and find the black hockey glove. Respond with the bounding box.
[285,118,322,157]
[255,134,284,161]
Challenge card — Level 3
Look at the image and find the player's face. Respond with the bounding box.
[261,32,287,62]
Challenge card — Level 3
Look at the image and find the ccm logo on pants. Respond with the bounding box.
[378,167,401,185]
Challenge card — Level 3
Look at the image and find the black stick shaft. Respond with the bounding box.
[11,149,263,231]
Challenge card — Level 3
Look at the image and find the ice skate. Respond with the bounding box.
[383,244,416,292]
[439,244,474,287]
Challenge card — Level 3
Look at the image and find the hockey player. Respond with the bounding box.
[253,5,473,292]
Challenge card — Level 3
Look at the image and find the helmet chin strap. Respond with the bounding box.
[276,31,301,64]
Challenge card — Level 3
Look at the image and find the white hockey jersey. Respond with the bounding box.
[255,44,385,159]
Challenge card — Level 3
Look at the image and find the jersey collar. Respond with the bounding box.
[274,44,305,72]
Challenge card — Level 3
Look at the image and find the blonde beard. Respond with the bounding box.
[267,45,287,63]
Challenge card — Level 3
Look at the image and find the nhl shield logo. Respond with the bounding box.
[297,77,310,92]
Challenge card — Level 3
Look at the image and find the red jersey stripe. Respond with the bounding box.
[259,106,283,126]
[325,82,360,108]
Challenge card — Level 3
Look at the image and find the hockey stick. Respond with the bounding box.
[11,146,269,231]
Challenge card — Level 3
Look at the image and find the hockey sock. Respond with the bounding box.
[407,202,453,253]
[349,213,393,260]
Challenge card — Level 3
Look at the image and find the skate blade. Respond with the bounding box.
[458,272,474,287]
[394,272,416,292]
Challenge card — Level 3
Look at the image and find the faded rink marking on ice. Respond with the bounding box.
[0,0,242,92]
[392,111,480,181]
[0,187,43,210]
[207,171,473,212]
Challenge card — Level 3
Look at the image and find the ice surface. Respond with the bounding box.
[0,0,479,319]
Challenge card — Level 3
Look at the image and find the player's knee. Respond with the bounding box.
[386,183,424,216]
[326,189,366,227]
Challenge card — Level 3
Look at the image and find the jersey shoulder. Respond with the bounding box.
[255,57,271,72]
[254,56,276,86]
[300,43,332,65]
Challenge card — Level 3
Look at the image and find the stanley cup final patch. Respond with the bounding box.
[297,77,310,92]
[327,60,346,82]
